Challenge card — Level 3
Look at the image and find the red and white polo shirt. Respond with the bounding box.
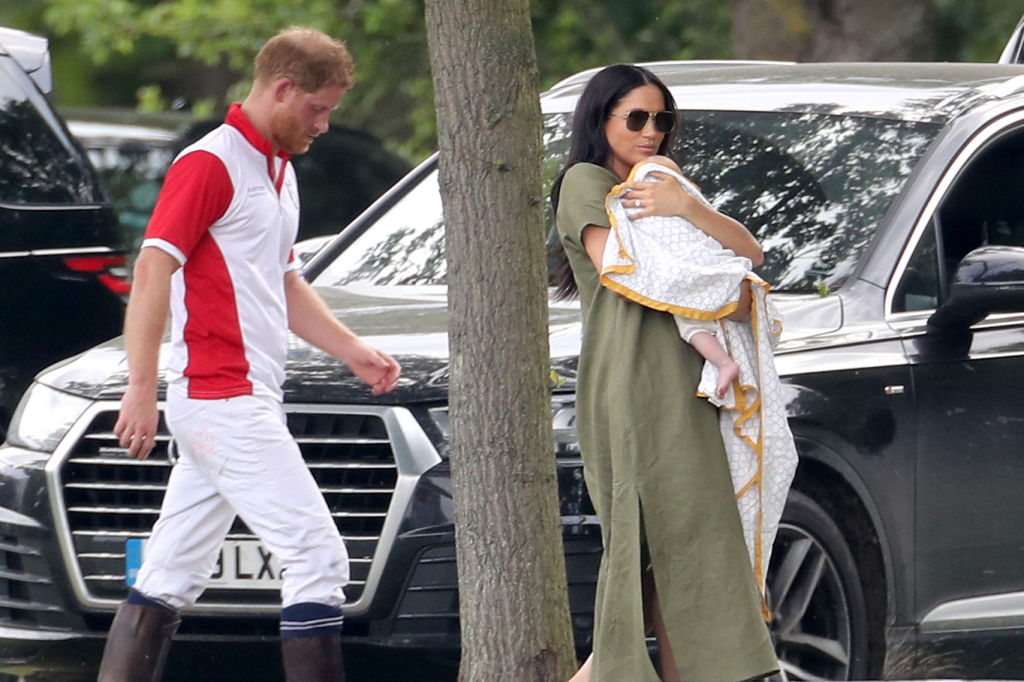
[142,104,299,400]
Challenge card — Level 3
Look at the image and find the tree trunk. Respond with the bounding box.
[423,2,576,681]
[730,0,936,61]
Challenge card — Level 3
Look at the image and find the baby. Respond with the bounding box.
[602,155,752,401]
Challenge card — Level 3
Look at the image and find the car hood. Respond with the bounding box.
[36,284,838,404]
[35,283,585,405]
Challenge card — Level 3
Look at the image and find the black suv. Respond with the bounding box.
[0,27,128,441]
[7,59,1024,681]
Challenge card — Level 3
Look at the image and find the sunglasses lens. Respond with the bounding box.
[625,110,649,131]
[622,110,675,133]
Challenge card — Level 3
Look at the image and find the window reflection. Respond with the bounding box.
[84,143,173,240]
[316,117,573,288]
[675,111,938,292]
[0,96,98,205]
[315,110,938,295]
[316,171,447,286]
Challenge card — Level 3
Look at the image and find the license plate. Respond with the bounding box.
[125,538,283,589]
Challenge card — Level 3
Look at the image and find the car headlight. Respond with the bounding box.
[6,383,92,452]
[427,395,580,459]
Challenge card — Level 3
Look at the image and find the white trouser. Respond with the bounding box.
[133,389,349,611]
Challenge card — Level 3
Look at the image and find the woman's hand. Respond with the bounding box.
[620,172,764,266]
[619,171,700,221]
[726,280,754,321]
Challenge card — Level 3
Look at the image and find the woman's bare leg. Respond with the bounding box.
[565,653,592,682]
[649,586,680,681]
[643,567,680,681]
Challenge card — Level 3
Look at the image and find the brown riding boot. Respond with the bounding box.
[97,602,181,681]
[281,633,345,682]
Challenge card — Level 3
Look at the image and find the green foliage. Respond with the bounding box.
[4,0,1024,159]
[14,0,738,160]
[532,0,732,87]
[135,83,166,111]
[934,0,1024,62]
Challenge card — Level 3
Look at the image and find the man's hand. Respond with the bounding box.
[285,271,401,393]
[113,246,178,460]
[114,384,159,459]
[340,338,401,395]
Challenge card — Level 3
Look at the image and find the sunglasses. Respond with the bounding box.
[610,109,676,133]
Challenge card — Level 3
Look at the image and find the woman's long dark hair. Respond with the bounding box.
[549,64,677,300]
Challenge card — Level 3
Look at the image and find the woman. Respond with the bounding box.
[551,64,779,681]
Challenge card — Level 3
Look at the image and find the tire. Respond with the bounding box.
[767,490,870,680]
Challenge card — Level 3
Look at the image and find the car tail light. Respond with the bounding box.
[63,255,132,296]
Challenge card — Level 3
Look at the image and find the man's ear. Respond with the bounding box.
[272,77,295,103]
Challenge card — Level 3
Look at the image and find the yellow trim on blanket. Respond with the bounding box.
[695,276,775,621]
[601,165,746,321]
[600,275,740,320]
[606,165,645,267]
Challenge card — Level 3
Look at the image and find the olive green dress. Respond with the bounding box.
[556,163,778,681]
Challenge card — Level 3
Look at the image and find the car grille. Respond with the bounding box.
[0,534,63,626]
[58,405,402,611]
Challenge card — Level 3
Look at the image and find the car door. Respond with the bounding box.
[893,115,1024,631]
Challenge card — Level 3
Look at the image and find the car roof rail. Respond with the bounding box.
[999,14,1024,64]
[0,26,52,93]
[544,59,795,96]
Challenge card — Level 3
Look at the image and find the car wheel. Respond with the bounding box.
[767,490,869,680]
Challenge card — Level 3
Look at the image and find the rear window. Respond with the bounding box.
[0,58,101,205]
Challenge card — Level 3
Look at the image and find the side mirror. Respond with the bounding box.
[928,245,1024,332]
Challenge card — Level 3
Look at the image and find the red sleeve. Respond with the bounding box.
[144,150,233,260]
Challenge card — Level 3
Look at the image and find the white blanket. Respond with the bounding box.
[603,161,798,610]
[601,162,752,321]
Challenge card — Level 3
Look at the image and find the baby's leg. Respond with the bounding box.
[689,330,739,399]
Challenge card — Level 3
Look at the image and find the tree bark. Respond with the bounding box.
[423,2,576,681]
[731,0,936,61]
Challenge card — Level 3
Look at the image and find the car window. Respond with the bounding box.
[315,116,573,287]
[82,139,174,251]
[0,60,100,205]
[674,111,939,293]
[894,123,1024,312]
[316,110,937,294]
[894,221,942,312]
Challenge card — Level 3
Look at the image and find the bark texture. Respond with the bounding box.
[423,1,576,680]
[731,0,936,61]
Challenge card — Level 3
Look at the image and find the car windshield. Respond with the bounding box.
[314,110,939,294]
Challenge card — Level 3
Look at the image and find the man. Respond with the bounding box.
[98,27,401,682]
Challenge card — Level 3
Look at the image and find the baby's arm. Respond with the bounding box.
[688,330,739,399]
